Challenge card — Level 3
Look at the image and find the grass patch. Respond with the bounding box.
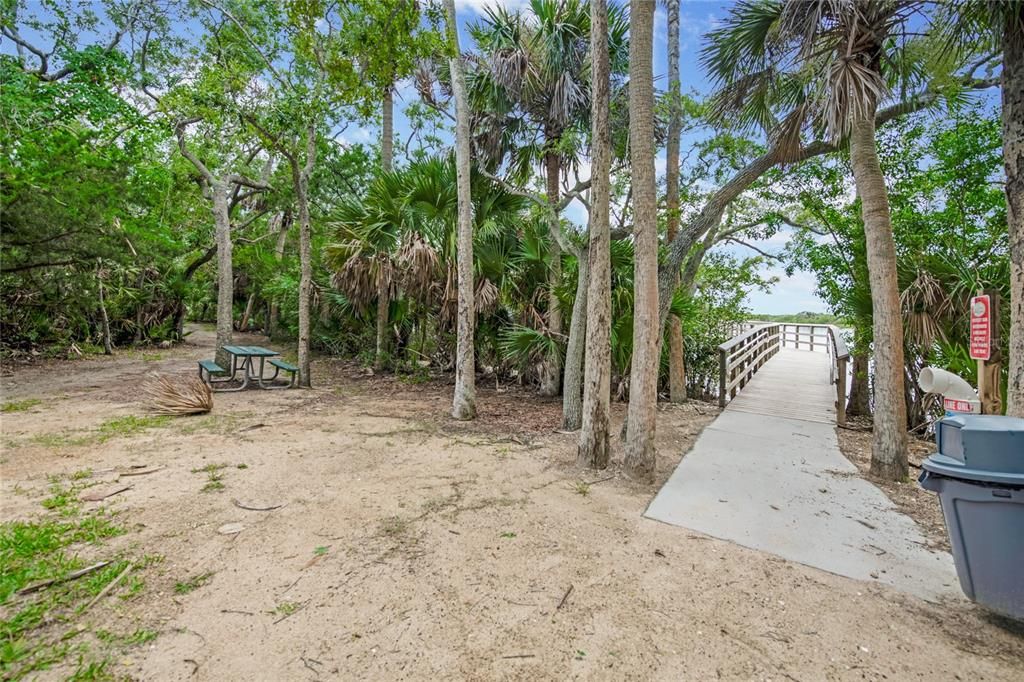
[94,415,170,442]
[95,628,157,648]
[273,601,299,616]
[26,415,171,450]
[41,482,80,514]
[173,572,213,595]
[141,353,164,362]
[0,505,129,679]
[201,478,224,493]
[2,398,42,413]
[572,481,591,497]
[191,463,228,493]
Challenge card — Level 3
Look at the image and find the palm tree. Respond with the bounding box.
[468,0,629,397]
[664,0,686,403]
[445,0,477,419]
[624,0,659,482]
[578,0,613,468]
[702,0,922,481]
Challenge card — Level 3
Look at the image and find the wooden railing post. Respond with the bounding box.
[836,356,847,426]
[718,347,728,408]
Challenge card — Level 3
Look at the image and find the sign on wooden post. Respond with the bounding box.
[969,294,991,361]
[973,290,1002,415]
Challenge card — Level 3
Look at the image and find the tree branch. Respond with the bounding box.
[724,238,783,261]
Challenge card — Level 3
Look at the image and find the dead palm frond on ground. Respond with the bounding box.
[144,374,213,415]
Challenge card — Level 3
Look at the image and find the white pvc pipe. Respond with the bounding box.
[919,367,977,400]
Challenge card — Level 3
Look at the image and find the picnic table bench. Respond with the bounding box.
[198,345,298,391]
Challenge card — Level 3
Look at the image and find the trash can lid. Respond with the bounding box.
[924,415,1024,485]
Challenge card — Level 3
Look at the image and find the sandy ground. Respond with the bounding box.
[2,328,1023,681]
[837,420,951,553]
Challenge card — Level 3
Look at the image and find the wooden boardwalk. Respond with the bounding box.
[724,348,836,424]
[646,345,958,601]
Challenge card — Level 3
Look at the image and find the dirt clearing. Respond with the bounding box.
[2,330,1023,680]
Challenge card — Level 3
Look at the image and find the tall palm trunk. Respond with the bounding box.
[578,0,612,469]
[268,210,290,339]
[212,183,233,369]
[446,0,476,420]
[96,261,112,355]
[846,351,871,417]
[374,276,389,370]
[541,150,563,397]
[374,86,396,370]
[294,124,316,388]
[664,0,686,403]
[624,0,658,482]
[1004,12,1024,417]
[382,86,394,173]
[561,246,588,429]
[849,111,907,480]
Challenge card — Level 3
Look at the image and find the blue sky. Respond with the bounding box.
[439,0,826,315]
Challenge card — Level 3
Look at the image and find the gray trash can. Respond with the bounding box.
[918,415,1024,621]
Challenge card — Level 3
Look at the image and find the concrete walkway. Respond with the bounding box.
[645,350,959,603]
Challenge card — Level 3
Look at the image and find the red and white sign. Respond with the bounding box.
[969,295,991,361]
[943,397,980,414]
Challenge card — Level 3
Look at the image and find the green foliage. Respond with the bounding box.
[2,398,42,413]
[174,572,214,595]
[0,498,127,679]
[784,103,1009,419]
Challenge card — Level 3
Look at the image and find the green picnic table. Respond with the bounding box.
[197,345,298,390]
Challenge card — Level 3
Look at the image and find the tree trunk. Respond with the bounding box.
[664,0,686,403]
[239,293,256,331]
[1004,14,1024,417]
[578,0,613,469]
[446,0,476,420]
[846,352,872,417]
[372,88,396,369]
[541,151,563,397]
[212,184,234,368]
[382,86,394,172]
[562,247,589,430]
[133,270,145,345]
[624,0,658,482]
[849,112,907,481]
[374,279,389,370]
[295,125,317,389]
[268,211,290,339]
[97,263,113,355]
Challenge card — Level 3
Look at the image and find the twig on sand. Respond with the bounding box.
[584,475,615,486]
[184,659,199,676]
[18,561,111,595]
[232,499,284,511]
[80,484,132,502]
[81,562,133,613]
[220,609,255,616]
[502,654,536,659]
[556,584,574,611]
[300,656,322,676]
[119,466,164,477]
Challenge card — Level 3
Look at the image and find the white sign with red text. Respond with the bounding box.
[970,295,991,361]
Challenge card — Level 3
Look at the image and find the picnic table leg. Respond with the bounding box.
[210,358,249,392]
[256,356,268,388]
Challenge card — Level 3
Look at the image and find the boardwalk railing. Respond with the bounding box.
[718,323,850,425]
